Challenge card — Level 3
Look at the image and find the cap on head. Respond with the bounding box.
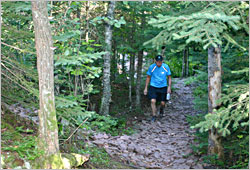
[155,55,163,61]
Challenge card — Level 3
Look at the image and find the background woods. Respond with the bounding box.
[1,1,249,169]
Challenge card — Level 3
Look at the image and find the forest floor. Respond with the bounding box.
[1,78,207,169]
[89,78,205,169]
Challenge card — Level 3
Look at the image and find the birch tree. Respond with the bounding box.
[100,1,116,115]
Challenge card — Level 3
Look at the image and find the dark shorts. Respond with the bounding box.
[148,86,167,102]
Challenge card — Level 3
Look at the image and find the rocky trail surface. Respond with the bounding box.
[91,78,204,169]
[6,78,205,169]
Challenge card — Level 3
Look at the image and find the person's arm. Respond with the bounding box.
[144,75,151,95]
[167,75,171,93]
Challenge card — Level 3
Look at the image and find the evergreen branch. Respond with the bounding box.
[204,28,216,48]
[2,56,27,74]
[1,72,30,92]
[1,42,35,54]
[1,62,25,84]
[223,34,247,51]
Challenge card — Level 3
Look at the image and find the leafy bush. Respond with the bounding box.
[87,114,134,136]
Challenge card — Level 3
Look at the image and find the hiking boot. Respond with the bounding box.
[160,108,164,116]
[151,116,156,122]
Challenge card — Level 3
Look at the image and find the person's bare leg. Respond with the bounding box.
[151,99,157,116]
[160,101,165,115]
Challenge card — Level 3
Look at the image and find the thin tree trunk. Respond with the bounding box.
[32,1,63,168]
[128,53,135,105]
[122,54,126,74]
[135,16,145,108]
[50,1,53,17]
[80,75,85,96]
[68,72,71,93]
[131,53,135,85]
[74,68,78,96]
[85,1,90,43]
[111,40,117,82]
[135,50,143,108]
[161,46,166,58]
[182,47,189,77]
[208,45,224,160]
[129,55,132,104]
[186,47,189,77]
[182,49,186,78]
[130,17,135,87]
[100,1,115,115]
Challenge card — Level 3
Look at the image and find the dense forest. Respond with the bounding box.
[1,1,249,169]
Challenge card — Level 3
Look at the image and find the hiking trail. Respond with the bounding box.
[91,78,204,169]
[7,78,204,169]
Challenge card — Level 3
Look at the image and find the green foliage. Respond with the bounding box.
[145,2,248,51]
[1,56,39,108]
[203,154,225,167]
[186,114,208,156]
[165,57,182,78]
[225,130,249,169]
[191,84,249,137]
[185,69,208,112]
[2,136,44,161]
[2,122,43,162]
[91,16,126,28]
[16,126,34,134]
[86,114,134,136]
[56,94,134,137]
[77,145,131,169]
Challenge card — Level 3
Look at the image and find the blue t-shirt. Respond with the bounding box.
[146,63,171,88]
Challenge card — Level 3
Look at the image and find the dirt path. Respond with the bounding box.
[7,78,204,169]
[91,78,204,169]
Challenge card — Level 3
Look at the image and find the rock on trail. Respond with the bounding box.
[91,78,204,169]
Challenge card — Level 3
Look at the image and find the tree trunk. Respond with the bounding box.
[85,1,90,43]
[131,54,135,86]
[32,1,63,168]
[129,53,135,106]
[186,47,189,77]
[100,1,115,115]
[111,40,117,82]
[208,45,224,160]
[135,16,145,108]
[129,55,133,105]
[182,49,186,78]
[161,46,166,58]
[135,50,143,108]
[182,47,189,77]
[122,54,126,75]
[182,47,189,78]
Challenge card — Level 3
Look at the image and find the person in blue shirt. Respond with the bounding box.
[144,55,172,122]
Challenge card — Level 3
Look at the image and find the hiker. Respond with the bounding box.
[144,55,172,122]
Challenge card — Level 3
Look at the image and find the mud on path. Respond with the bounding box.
[91,78,204,169]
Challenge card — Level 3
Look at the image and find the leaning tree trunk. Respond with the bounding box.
[208,45,224,160]
[100,1,115,115]
[32,1,63,168]
[135,50,143,108]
